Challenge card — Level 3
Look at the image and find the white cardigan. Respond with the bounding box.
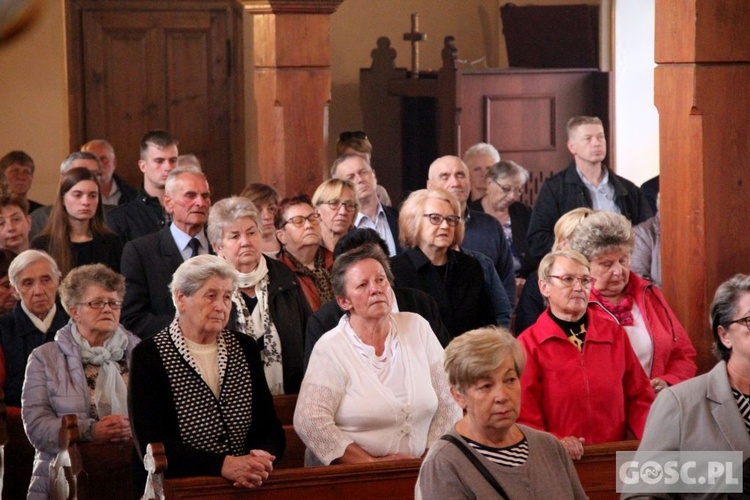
[294,312,460,465]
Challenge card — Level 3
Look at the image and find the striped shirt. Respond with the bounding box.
[731,389,750,435]
[463,435,529,467]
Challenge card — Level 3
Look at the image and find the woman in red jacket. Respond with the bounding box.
[518,249,655,460]
[569,211,697,392]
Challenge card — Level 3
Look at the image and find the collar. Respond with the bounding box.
[355,202,386,225]
[170,223,209,253]
[20,301,58,334]
[575,165,609,189]
[404,246,456,271]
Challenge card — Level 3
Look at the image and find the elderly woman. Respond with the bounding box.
[514,207,594,335]
[312,179,359,253]
[469,160,534,279]
[240,183,281,257]
[0,250,69,408]
[21,264,138,498]
[417,327,586,499]
[208,196,311,394]
[390,188,495,340]
[129,255,284,487]
[294,245,460,466]
[518,250,654,459]
[569,210,697,391]
[275,195,334,312]
[622,275,750,499]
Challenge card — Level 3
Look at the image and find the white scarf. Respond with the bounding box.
[237,255,268,289]
[21,302,58,333]
[70,323,129,417]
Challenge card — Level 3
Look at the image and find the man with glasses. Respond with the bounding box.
[331,154,400,256]
[527,115,652,260]
[427,155,517,307]
[120,166,212,339]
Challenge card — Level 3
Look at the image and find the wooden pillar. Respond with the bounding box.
[655,0,750,374]
[242,0,343,197]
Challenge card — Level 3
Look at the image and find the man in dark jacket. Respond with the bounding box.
[527,116,652,259]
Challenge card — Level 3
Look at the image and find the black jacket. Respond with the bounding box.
[31,231,123,273]
[226,256,312,394]
[527,163,652,259]
[106,188,168,243]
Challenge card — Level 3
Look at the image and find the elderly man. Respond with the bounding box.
[426,155,516,306]
[81,139,138,209]
[120,165,212,339]
[330,154,399,256]
[527,115,652,259]
[0,150,42,213]
[463,142,500,202]
[106,130,179,243]
[28,151,103,239]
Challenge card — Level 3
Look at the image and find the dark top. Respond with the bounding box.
[128,329,285,478]
[0,301,69,406]
[513,271,545,336]
[31,232,124,273]
[640,175,660,216]
[110,173,139,206]
[463,208,517,305]
[390,248,495,340]
[226,256,312,394]
[106,188,169,243]
[304,286,450,369]
[27,199,44,213]
[527,162,652,259]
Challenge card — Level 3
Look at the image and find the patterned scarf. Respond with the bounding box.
[591,279,635,326]
[282,247,334,304]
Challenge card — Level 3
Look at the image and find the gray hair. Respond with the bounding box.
[81,139,115,156]
[444,326,525,393]
[59,264,125,313]
[164,165,206,196]
[462,142,500,164]
[567,211,635,261]
[710,274,750,362]
[60,151,101,174]
[8,249,62,289]
[487,160,529,185]
[538,249,590,280]
[169,255,238,316]
[207,196,262,248]
[177,154,201,169]
[331,244,394,300]
[330,154,372,179]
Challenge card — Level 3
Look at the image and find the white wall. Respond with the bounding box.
[613,0,659,186]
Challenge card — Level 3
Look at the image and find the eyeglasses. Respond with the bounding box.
[492,180,524,197]
[283,212,321,228]
[546,275,596,288]
[339,131,368,142]
[727,315,750,330]
[324,200,358,212]
[80,300,123,310]
[423,213,461,227]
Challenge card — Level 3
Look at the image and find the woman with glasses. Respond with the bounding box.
[622,275,750,500]
[240,183,281,258]
[390,189,495,340]
[312,179,359,253]
[22,264,138,498]
[569,211,696,393]
[518,250,654,459]
[208,197,311,394]
[275,195,334,312]
[469,160,534,279]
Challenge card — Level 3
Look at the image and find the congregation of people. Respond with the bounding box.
[3,115,745,499]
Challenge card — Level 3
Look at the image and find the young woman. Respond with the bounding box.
[32,167,123,276]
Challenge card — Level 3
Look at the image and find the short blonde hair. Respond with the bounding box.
[311,178,359,208]
[568,211,635,261]
[398,188,464,248]
[553,208,595,250]
[566,115,603,139]
[538,249,590,280]
[444,327,525,393]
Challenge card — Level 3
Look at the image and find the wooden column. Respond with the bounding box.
[655,0,750,374]
[242,0,343,197]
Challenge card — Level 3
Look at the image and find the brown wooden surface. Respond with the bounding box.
[3,409,34,500]
[67,0,243,201]
[160,439,638,499]
[271,394,305,469]
[655,0,750,375]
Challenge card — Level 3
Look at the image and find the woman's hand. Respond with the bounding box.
[559,436,585,460]
[651,377,668,394]
[221,450,275,489]
[373,453,416,462]
[92,414,131,443]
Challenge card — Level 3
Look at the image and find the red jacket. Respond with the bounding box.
[591,273,697,386]
[518,305,655,444]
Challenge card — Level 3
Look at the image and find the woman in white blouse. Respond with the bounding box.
[294,244,461,466]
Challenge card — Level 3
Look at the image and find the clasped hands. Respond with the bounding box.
[222,449,275,488]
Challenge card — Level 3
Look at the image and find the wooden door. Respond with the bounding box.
[70,2,239,200]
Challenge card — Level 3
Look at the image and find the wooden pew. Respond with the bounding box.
[271,394,305,469]
[49,414,135,500]
[156,439,640,499]
[2,397,35,500]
